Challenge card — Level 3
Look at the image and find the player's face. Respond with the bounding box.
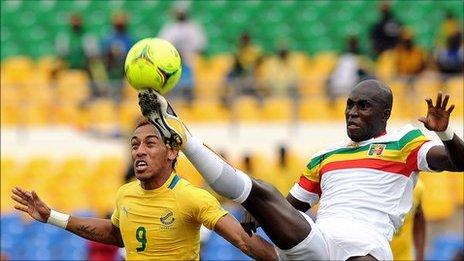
[345,89,386,142]
[131,124,177,181]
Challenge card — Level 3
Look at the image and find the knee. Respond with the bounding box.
[252,179,282,200]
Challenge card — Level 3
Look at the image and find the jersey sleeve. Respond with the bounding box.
[111,186,124,227]
[289,159,322,207]
[185,187,228,230]
[400,128,436,172]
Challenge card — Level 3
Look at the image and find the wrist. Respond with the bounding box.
[47,210,70,229]
[435,125,454,141]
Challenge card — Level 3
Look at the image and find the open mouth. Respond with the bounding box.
[135,160,148,172]
[347,121,361,131]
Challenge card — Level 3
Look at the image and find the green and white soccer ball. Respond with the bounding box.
[124,38,182,94]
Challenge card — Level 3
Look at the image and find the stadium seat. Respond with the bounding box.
[190,99,230,122]
[55,70,90,105]
[1,56,34,84]
[262,97,294,121]
[86,98,118,126]
[298,98,332,121]
[232,96,263,122]
[1,157,20,212]
[119,100,140,132]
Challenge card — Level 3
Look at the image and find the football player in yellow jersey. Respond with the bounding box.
[11,118,277,260]
[390,179,426,261]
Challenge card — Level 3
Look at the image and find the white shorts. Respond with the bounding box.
[277,213,393,260]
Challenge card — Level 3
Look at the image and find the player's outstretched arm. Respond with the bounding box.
[418,92,464,171]
[11,187,124,247]
[214,214,278,261]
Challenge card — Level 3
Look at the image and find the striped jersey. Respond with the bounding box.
[290,125,438,240]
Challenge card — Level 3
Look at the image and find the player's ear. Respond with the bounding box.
[167,147,178,161]
[383,108,391,121]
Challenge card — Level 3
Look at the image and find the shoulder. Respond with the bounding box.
[305,141,349,167]
[116,180,139,196]
[175,180,219,205]
[377,124,428,144]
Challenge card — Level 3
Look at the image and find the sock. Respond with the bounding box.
[182,136,252,203]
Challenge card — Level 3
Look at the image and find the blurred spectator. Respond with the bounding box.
[103,11,134,102]
[159,3,206,104]
[370,3,402,57]
[327,36,370,105]
[436,11,461,48]
[260,46,299,101]
[223,33,263,106]
[434,31,463,76]
[395,29,427,86]
[159,2,206,64]
[55,13,100,71]
[55,13,104,97]
[265,145,300,194]
[236,32,262,71]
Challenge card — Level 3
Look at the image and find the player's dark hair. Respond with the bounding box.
[135,117,178,170]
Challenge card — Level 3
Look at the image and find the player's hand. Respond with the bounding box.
[241,211,259,237]
[418,92,455,132]
[11,187,51,223]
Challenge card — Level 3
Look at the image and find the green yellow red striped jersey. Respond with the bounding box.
[290,124,438,240]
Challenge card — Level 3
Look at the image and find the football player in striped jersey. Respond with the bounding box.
[138,79,463,260]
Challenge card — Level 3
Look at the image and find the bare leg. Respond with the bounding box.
[242,179,312,250]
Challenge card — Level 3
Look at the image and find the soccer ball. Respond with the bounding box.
[124,38,182,94]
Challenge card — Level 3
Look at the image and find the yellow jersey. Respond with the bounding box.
[390,179,425,260]
[111,173,228,260]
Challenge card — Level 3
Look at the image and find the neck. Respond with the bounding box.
[140,168,172,190]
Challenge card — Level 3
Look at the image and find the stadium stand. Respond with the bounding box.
[1,1,463,260]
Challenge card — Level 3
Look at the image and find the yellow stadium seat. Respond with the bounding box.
[1,157,20,212]
[20,101,51,126]
[414,74,442,98]
[262,97,294,121]
[298,72,325,98]
[1,100,19,125]
[52,103,83,126]
[190,99,230,122]
[94,156,126,183]
[233,96,262,122]
[288,52,310,78]
[298,98,332,121]
[445,77,464,118]
[421,172,455,220]
[1,56,34,85]
[312,52,338,77]
[448,172,464,205]
[122,81,138,103]
[119,101,141,133]
[36,56,59,79]
[55,70,90,104]
[376,50,396,81]
[86,99,118,127]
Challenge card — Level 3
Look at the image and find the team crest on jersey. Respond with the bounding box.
[368,144,386,156]
[160,209,176,227]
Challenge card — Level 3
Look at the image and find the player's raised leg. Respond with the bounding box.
[137,90,316,251]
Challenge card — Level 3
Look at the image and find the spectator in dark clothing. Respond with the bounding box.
[103,11,134,102]
[370,3,402,57]
[435,31,463,75]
